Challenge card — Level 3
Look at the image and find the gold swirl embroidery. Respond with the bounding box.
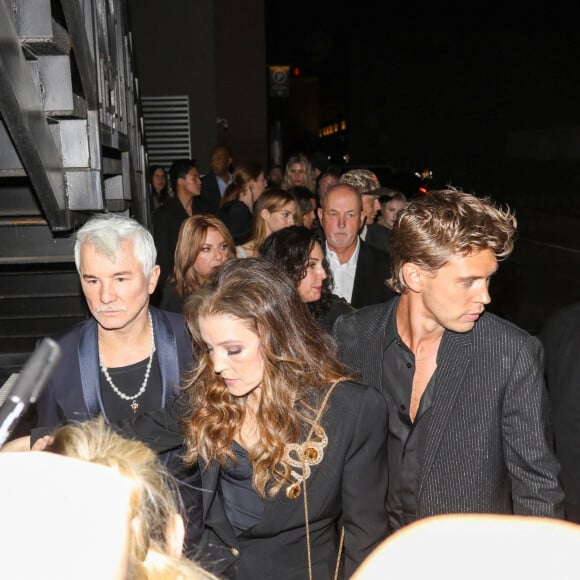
[283,424,328,499]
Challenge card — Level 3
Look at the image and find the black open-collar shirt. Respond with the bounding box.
[381,306,439,532]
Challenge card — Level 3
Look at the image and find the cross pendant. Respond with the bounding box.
[131,400,138,413]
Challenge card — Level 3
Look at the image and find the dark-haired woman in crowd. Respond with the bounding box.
[259,225,354,331]
[148,165,171,211]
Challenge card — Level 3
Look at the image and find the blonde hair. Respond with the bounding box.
[281,153,317,192]
[388,188,517,294]
[46,417,217,580]
[245,188,297,252]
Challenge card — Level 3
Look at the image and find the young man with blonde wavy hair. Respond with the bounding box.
[334,188,564,533]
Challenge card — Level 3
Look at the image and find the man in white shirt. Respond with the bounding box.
[318,183,394,308]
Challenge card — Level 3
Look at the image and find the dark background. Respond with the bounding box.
[265,9,580,214]
[264,10,580,333]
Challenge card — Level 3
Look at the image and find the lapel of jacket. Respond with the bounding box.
[351,240,370,306]
[360,299,397,389]
[78,317,107,420]
[150,307,180,406]
[200,459,239,546]
[418,328,473,497]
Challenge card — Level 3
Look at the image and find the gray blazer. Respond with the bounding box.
[333,297,564,519]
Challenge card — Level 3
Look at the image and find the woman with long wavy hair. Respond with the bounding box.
[176,257,389,579]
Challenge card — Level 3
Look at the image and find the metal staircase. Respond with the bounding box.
[0,0,147,376]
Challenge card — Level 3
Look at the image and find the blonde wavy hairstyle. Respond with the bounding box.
[388,188,517,294]
[46,417,217,580]
[281,153,317,192]
[178,258,349,498]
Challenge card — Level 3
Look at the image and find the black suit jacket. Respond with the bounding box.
[115,381,390,579]
[350,240,395,309]
[35,307,192,427]
[333,298,564,520]
[195,173,223,215]
[152,197,191,291]
[33,307,203,548]
[540,302,580,521]
[363,223,391,253]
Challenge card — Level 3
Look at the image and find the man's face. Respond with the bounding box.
[178,167,201,198]
[210,148,231,177]
[318,186,365,252]
[416,248,497,334]
[79,240,159,332]
[268,167,283,186]
[361,193,380,223]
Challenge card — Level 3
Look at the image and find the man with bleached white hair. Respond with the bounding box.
[31,212,203,549]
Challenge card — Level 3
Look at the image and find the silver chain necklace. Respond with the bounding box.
[99,310,155,414]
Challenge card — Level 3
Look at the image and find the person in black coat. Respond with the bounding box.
[30,213,203,551]
[194,145,233,215]
[152,158,202,297]
[114,258,389,579]
[317,182,395,309]
[259,225,353,332]
[333,189,563,536]
[540,301,580,523]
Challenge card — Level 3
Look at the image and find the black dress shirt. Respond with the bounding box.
[381,312,436,532]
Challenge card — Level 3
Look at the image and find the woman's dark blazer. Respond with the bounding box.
[114,380,389,579]
[197,380,389,580]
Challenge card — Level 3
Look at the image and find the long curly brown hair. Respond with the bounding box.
[177,257,349,497]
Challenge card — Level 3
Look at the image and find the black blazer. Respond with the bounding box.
[333,297,564,520]
[152,197,191,290]
[540,301,580,521]
[194,173,222,215]
[115,381,390,579]
[363,223,391,254]
[350,240,395,309]
[32,307,203,549]
[35,307,192,427]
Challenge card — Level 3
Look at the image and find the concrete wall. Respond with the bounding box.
[127,0,267,171]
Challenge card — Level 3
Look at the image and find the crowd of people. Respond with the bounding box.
[2,147,578,579]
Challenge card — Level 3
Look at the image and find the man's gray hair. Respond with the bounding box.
[73,213,157,277]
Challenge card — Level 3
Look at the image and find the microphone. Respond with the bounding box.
[0,337,62,448]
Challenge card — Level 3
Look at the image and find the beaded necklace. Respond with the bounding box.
[99,311,154,414]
